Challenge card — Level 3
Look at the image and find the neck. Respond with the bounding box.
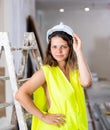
[58,61,66,69]
[58,63,69,73]
[58,63,70,81]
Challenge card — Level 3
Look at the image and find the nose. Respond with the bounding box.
[57,47,62,53]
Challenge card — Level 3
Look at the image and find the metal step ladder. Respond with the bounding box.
[0,32,42,130]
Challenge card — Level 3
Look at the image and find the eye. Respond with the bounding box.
[51,45,57,49]
[61,45,68,48]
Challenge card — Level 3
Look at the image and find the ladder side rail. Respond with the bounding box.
[0,32,28,130]
[24,32,43,67]
[30,32,43,67]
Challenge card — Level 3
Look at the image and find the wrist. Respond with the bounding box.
[76,50,83,57]
[39,112,47,121]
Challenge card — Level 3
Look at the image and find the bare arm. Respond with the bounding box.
[73,33,92,87]
[15,68,66,127]
[15,69,46,119]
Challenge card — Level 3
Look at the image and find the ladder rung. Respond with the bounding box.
[18,78,30,83]
[11,46,37,51]
[0,103,13,109]
[0,76,10,80]
[24,113,32,120]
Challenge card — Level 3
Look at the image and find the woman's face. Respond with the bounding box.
[50,36,70,63]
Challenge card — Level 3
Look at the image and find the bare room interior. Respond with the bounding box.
[0,0,110,130]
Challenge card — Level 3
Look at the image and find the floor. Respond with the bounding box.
[86,80,110,130]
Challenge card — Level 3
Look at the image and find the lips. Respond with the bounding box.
[55,55,64,58]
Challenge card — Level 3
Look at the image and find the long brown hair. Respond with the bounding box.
[43,31,77,71]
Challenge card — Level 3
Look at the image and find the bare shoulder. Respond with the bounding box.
[19,68,46,94]
[28,68,46,87]
[32,68,45,80]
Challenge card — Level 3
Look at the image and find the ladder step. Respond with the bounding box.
[24,113,32,120]
[0,103,13,109]
[11,46,38,51]
[0,76,10,80]
[17,78,30,85]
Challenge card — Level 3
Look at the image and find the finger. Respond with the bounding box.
[54,117,66,126]
[57,116,66,121]
[56,120,66,127]
[55,122,61,127]
[73,33,80,38]
[58,118,66,126]
[56,114,66,118]
[60,119,66,126]
[56,114,66,122]
[51,114,66,127]
[73,33,81,41]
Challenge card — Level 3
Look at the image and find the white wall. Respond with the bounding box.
[0,0,10,66]
[0,0,36,67]
[36,8,110,80]
[9,0,36,46]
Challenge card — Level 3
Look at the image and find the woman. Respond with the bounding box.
[15,23,92,130]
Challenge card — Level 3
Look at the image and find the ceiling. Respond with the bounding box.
[35,0,110,10]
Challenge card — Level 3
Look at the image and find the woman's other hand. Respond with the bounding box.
[41,113,66,127]
[73,33,82,54]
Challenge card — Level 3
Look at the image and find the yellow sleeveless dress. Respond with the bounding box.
[31,65,88,130]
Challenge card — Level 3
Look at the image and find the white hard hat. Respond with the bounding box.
[46,23,74,43]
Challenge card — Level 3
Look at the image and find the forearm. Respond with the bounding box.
[15,90,66,127]
[15,90,44,120]
[76,50,92,87]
